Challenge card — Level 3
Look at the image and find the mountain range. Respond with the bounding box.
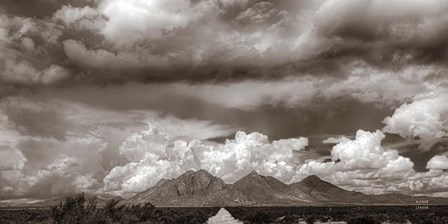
[125,169,448,207]
[4,169,447,207]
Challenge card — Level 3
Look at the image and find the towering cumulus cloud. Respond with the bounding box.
[101,126,308,196]
[300,130,417,194]
[384,94,448,143]
[427,154,448,170]
[0,0,447,200]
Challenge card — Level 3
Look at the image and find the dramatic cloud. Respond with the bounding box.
[100,129,443,197]
[0,147,26,171]
[299,129,448,195]
[101,127,309,196]
[0,96,234,198]
[426,154,448,170]
[98,0,206,43]
[0,0,95,18]
[0,0,447,85]
[0,14,73,86]
[53,5,106,32]
[0,95,446,198]
[296,130,417,194]
[383,93,448,147]
[428,172,448,190]
[331,130,413,171]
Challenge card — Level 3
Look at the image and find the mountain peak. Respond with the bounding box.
[196,169,213,176]
[177,169,221,192]
[181,169,213,177]
[297,175,340,191]
[234,170,289,190]
[248,170,260,176]
[302,175,323,183]
[183,170,196,176]
[236,170,264,183]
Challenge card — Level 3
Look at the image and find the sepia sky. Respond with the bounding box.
[0,0,448,200]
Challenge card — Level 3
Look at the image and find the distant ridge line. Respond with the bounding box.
[125,170,448,207]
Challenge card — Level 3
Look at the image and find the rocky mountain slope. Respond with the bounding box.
[129,169,230,207]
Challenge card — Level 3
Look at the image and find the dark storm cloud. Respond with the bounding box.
[1,0,447,85]
[3,99,69,140]
[0,0,95,18]
[34,83,394,140]
[313,0,448,66]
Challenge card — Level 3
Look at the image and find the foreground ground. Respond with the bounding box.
[0,194,447,223]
